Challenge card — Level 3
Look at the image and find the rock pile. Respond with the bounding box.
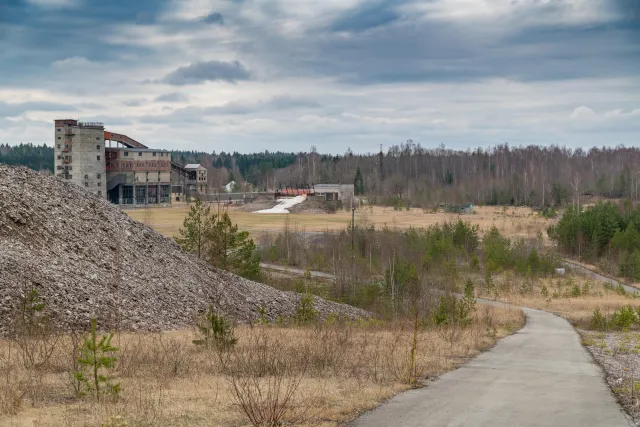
[0,166,369,334]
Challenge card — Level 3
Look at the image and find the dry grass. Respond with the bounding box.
[477,272,640,327]
[127,204,555,242]
[0,307,523,427]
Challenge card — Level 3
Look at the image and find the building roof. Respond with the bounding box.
[185,164,206,170]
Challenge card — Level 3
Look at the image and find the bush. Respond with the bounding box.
[590,308,606,330]
[610,305,637,330]
[295,293,318,324]
[193,305,237,351]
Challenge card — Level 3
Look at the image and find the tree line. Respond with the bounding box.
[550,201,640,281]
[6,142,640,208]
[172,143,640,208]
[0,143,53,173]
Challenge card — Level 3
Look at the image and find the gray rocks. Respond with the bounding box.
[0,166,369,335]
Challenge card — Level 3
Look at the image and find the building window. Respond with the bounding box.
[98,191,102,197]
[57,128,61,132]
[84,182,89,187]
[57,137,61,140]
[97,182,101,187]
[66,166,72,171]
[97,173,101,179]
[152,152,156,157]
[96,144,100,150]
[124,151,129,157]
[84,174,89,179]
[57,155,62,160]
[57,144,61,149]
[97,155,101,161]
[96,137,100,141]
[67,175,72,179]
[138,152,142,157]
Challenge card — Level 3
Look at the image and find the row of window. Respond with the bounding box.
[123,151,166,157]
[84,182,102,188]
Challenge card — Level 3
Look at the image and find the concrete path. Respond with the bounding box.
[260,262,336,280]
[352,306,632,427]
[259,262,632,426]
[563,259,639,294]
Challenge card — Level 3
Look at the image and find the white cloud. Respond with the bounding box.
[570,106,597,119]
[25,0,79,7]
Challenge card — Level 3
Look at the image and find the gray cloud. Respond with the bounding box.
[141,95,320,123]
[0,101,77,117]
[154,92,189,103]
[202,11,224,25]
[330,1,401,33]
[162,60,250,86]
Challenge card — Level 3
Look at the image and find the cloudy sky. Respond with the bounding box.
[0,0,638,153]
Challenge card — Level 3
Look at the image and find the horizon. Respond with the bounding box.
[1,0,638,153]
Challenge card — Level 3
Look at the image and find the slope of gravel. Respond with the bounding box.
[0,166,369,334]
[583,330,640,424]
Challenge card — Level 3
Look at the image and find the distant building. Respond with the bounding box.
[184,164,207,194]
[312,184,355,202]
[54,120,107,199]
[54,119,173,206]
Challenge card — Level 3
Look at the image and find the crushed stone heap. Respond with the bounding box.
[0,166,369,334]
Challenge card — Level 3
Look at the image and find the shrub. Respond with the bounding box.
[11,286,58,370]
[193,305,237,351]
[541,285,549,297]
[295,293,318,324]
[610,305,637,330]
[590,308,607,330]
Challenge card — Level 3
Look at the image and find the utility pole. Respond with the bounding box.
[351,205,356,250]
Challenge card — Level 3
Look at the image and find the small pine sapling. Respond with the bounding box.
[295,293,318,324]
[74,318,120,400]
[193,305,237,351]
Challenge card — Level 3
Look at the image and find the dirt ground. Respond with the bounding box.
[127,204,556,242]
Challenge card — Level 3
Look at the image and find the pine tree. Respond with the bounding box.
[174,199,216,259]
[208,212,260,279]
[354,167,365,195]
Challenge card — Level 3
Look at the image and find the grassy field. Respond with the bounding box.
[127,204,555,242]
[0,308,523,427]
[477,272,640,327]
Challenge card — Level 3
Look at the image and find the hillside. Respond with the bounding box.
[0,166,368,335]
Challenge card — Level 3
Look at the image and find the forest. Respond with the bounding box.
[550,202,640,281]
[0,143,53,173]
[4,142,640,208]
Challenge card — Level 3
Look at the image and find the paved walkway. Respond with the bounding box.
[352,307,632,427]
[259,262,633,426]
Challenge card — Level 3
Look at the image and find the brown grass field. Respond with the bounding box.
[477,272,640,327]
[0,308,523,427]
[128,204,555,242]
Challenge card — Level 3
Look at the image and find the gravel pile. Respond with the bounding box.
[583,330,640,424]
[0,166,369,334]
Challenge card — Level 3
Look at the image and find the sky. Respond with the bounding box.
[0,0,638,154]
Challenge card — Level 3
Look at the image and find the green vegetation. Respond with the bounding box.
[0,143,53,172]
[550,202,640,280]
[74,318,120,400]
[175,200,260,279]
[192,305,237,351]
[261,219,556,316]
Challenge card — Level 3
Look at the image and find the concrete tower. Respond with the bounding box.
[54,119,107,199]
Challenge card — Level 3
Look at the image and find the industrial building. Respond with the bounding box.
[54,119,206,206]
[276,184,355,201]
